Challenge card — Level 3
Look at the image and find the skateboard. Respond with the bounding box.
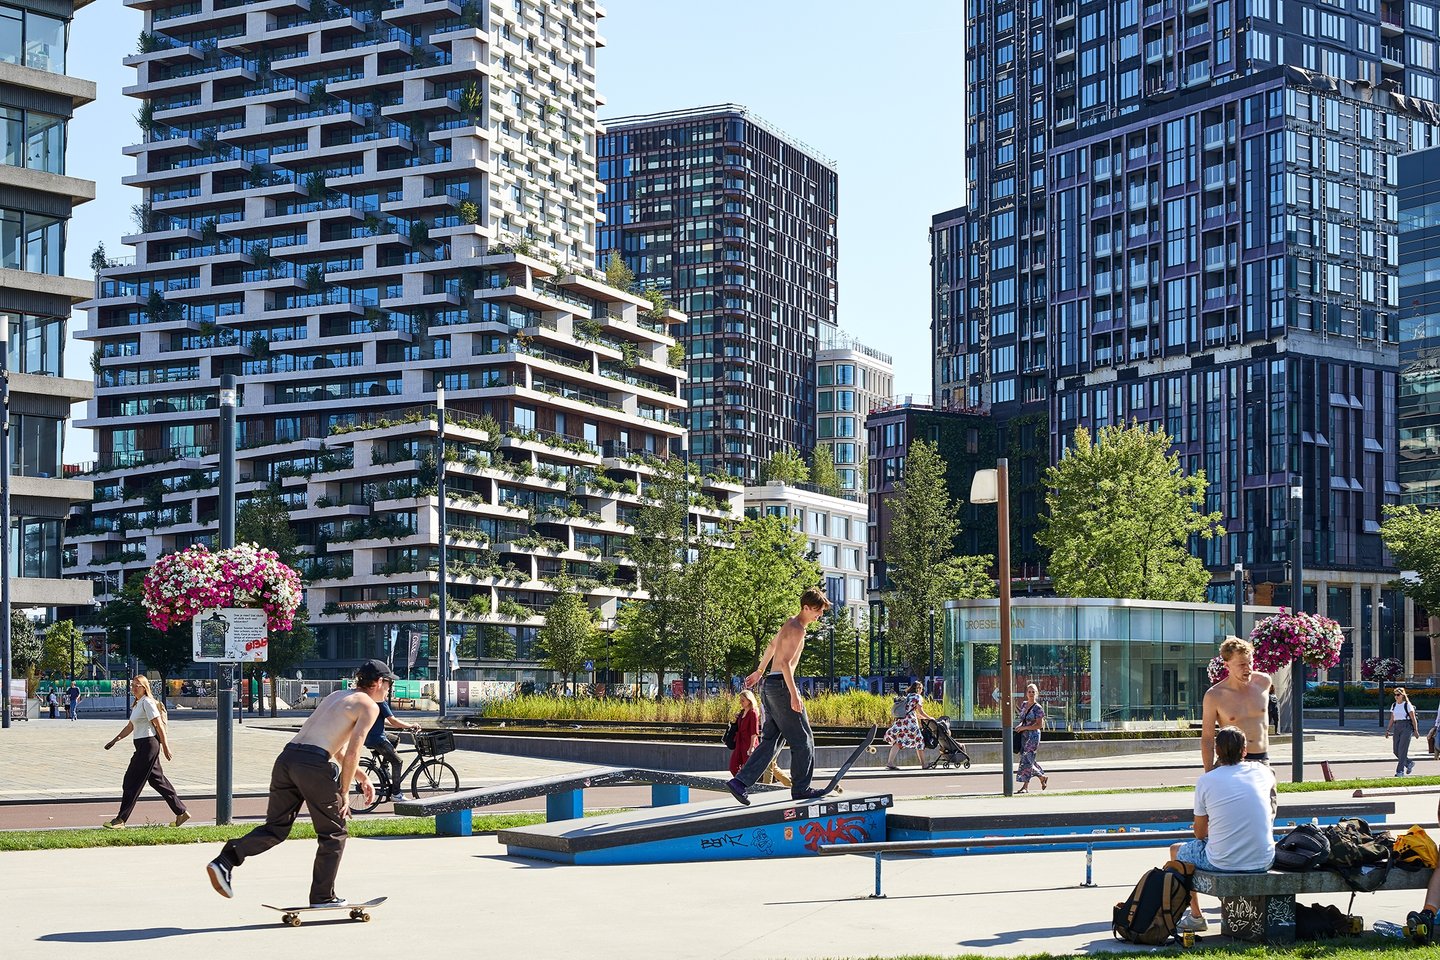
[816,725,879,798]
[262,897,387,927]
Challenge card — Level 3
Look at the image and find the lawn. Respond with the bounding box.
[836,946,1439,959]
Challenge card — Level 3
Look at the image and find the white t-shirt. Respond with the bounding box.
[1394,701,1416,725]
[1194,762,1275,872]
[129,698,161,740]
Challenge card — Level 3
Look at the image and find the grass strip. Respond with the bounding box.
[0,808,631,852]
[835,944,1432,959]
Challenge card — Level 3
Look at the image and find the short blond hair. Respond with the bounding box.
[1219,636,1253,661]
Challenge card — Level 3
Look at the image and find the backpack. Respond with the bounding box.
[1273,823,1331,872]
[1295,902,1350,940]
[891,696,910,720]
[1112,862,1193,945]
[1395,825,1439,871]
[1321,818,1395,891]
[722,717,740,750]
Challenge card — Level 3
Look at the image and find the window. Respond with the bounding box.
[6,313,62,376]
[0,107,63,175]
[0,208,62,275]
[0,6,66,74]
[830,514,848,539]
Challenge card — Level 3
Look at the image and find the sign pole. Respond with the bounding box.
[217,375,237,825]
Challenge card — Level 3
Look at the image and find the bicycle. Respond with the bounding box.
[350,730,459,814]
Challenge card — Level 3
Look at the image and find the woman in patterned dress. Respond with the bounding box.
[1015,682,1049,792]
[884,681,933,769]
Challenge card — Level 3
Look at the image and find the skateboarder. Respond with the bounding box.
[206,660,388,907]
[725,587,831,805]
[1201,636,1272,771]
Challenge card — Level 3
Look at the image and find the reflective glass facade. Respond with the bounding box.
[598,106,839,481]
[1400,145,1440,503]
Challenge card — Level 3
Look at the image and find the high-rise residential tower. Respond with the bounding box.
[73,0,739,679]
[937,0,1437,660]
[598,104,839,482]
[815,327,892,499]
[3,0,95,613]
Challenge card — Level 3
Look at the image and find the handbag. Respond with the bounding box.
[722,717,740,750]
[1012,729,1025,753]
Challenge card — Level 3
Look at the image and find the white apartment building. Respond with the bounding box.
[815,328,892,499]
[743,481,867,617]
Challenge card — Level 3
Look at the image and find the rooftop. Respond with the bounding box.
[601,103,837,170]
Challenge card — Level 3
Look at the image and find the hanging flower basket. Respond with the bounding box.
[1362,656,1404,682]
[1207,656,1229,685]
[142,543,303,633]
[1248,610,1344,674]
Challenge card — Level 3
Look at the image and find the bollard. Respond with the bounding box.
[1081,843,1096,887]
[871,851,886,899]
[1321,761,1335,782]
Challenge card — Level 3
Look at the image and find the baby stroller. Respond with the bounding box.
[921,716,970,769]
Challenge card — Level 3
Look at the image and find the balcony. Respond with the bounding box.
[1146,37,1173,64]
[1381,43,1404,69]
[1056,1,1076,23]
[1055,32,1076,61]
[1181,60,1212,87]
[1381,6,1404,35]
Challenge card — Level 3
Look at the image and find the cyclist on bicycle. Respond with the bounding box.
[365,689,421,802]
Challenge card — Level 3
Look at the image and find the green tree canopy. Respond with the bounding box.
[882,439,993,676]
[672,538,736,690]
[761,447,809,486]
[10,610,40,687]
[538,571,594,692]
[100,573,191,699]
[713,514,822,668]
[1381,503,1440,614]
[604,251,635,292]
[626,456,692,689]
[1036,423,1223,601]
[237,487,300,567]
[811,444,841,496]
[40,620,85,679]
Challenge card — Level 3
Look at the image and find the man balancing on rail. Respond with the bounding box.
[206,660,393,908]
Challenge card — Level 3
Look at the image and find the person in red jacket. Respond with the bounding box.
[728,690,760,777]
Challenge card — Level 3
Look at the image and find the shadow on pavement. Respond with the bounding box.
[767,882,1131,906]
[958,919,1115,947]
[39,924,276,942]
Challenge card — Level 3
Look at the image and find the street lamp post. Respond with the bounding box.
[1233,563,1244,641]
[124,624,133,714]
[1291,481,1305,784]
[217,374,237,824]
[0,318,11,730]
[928,607,936,700]
[971,460,1014,796]
[854,608,861,688]
[436,388,448,720]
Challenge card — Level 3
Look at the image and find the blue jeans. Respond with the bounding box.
[735,674,813,796]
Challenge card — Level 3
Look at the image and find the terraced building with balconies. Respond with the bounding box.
[72,0,736,680]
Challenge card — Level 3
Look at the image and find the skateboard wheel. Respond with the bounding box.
[867,745,876,754]
[283,914,300,927]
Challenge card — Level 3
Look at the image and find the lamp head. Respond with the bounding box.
[969,468,999,505]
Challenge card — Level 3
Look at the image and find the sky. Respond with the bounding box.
[62,1,967,460]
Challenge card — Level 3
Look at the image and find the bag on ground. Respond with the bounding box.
[1112,863,1192,945]
[1295,902,1350,940]
[1273,823,1331,871]
[721,718,739,750]
[1395,825,1439,870]
[890,696,909,720]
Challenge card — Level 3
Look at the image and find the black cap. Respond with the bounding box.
[356,659,399,683]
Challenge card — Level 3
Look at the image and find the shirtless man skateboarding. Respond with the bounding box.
[725,586,831,805]
[206,660,389,906]
[1201,636,1272,771]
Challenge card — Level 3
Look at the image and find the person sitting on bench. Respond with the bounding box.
[1169,725,1277,933]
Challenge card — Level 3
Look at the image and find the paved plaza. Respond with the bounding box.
[3,715,1440,957]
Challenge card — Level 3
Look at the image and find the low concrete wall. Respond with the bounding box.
[449,731,1295,771]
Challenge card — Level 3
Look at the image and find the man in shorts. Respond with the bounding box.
[1201,636,1273,770]
[206,660,389,907]
[1169,725,1277,932]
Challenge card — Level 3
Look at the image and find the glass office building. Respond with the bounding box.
[943,597,1280,727]
[1400,144,1440,505]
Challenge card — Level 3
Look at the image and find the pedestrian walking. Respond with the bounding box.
[1015,682,1049,793]
[102,676,189,829]
[727,690,761,777]
[65,681,80,721]
[46,690,57,719]
[883,681,932,769]
[205,660,388,906]
[1388,686,1420,776]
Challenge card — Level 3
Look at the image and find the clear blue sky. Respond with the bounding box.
[63,1,966,459]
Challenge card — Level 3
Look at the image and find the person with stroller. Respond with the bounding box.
[884,681,933,769]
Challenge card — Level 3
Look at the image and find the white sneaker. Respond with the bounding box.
[390,793,409,803]
[1176,913,1208,933]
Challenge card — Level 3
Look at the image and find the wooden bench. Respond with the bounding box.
[393,766,783,836]
[1192,866,1434,943]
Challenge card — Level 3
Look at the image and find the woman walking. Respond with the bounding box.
[728,690,761,777]
[102,676,189,828]
[1015,682,1049,793]
[1388,686,1420,776]
[884,681,933,770]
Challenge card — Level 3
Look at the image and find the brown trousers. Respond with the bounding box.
[219,744,348,904]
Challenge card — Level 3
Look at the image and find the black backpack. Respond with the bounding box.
[1273,823,1331,871]
[1112,863,1193,945]
[722,717,739,750]
[1321,818,1394,891]
[1295,902,1350,940]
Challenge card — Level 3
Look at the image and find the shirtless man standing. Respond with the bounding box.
[725,587,831,805]
[206,660,388,906]
[1201,636,1273,771]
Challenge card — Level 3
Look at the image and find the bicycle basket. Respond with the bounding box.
[414,730,455,757]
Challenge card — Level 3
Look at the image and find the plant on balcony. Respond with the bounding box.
[667,342,685,368]
[304,172,328,201]
[142,542,304,633]
[458,80,483,118]
[135,101,155,135]
[303,264,327,294]
[458,200,480,225]
[639,283,670,320]
[248,333,271,358]
[132,201,156,234]
[1248,610,1345,674]
[408,219,431,248]
[497,598,532,621]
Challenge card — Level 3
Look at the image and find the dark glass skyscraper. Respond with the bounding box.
[936,0,1440,657]
[598,105,839,481]
[1400,145,1440,505]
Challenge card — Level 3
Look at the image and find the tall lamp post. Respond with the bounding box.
[216,374,237,824]
[1290,480,1305,784]
[436,388,448,720]
[0,317,11,730]
[971,460,1014,796]
[853,607,861,688]
[1233,563,1244,640]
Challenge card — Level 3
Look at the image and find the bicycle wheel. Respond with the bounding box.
[411,758,458,799]
[351,758,386,815]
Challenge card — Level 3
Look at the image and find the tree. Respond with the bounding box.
[797,606,869,684]
[538,571,593,692]
[627,457,691,691]
[811,444,841,496]
[672,538,735,693]
[101,574,190,703]
[237,488,300,566]
[882,439,993,677]
[604,251,635,292]
[713,514,822,668]
[1036,423,1224,602]
[1381,504,1440,614]
[264,605,316,716]
[762,447,809,486]
[40,620,85,680]
[10,611,40,693]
